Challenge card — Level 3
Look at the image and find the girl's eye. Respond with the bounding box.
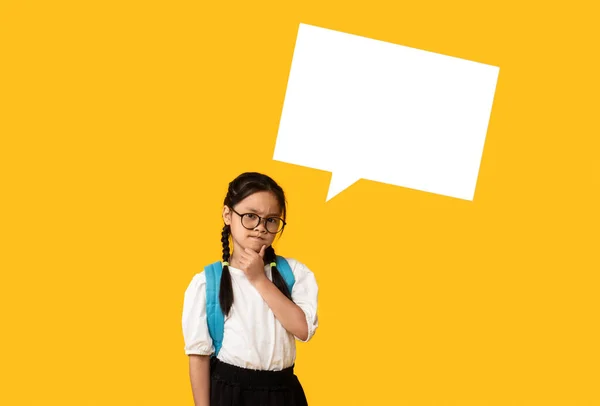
[246,213,257,220]
[267,218,276,223]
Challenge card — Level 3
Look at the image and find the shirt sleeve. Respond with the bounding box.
[289,259,319,342]
[181,272,215,356]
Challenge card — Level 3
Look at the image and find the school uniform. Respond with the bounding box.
[182,257,319,406]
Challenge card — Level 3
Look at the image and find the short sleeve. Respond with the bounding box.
[289,259,319,342]
[181,272,215,356]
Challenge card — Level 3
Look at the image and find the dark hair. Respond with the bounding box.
[220,172,292,316]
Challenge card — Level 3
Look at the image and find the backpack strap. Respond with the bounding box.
[275,255,295,294]
[204,261,224,358]
[204,256,296,358]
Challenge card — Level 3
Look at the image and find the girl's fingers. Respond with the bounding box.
[244,247,258,258]
[237,249,264,271]
[239,255,254,267]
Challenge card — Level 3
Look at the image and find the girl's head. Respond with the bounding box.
[222,172,287,254]
[219,172,291,315]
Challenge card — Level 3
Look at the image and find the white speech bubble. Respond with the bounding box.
[274,23,500,202]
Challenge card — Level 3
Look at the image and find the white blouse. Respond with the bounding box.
[182,257,319,371]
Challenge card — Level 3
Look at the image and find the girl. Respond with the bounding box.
[182,172,319,406]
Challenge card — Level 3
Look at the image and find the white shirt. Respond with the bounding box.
[182,257,319,371]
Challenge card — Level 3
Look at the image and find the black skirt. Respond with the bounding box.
[210,357,309,406]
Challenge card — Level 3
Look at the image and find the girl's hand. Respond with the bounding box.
[239,245,268,284]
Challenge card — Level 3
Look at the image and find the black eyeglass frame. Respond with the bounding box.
[229,207,287,234]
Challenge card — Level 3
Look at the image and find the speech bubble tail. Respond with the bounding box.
[326,172,359,202]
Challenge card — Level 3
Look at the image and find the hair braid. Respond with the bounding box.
[265,245,292,300]
[219,225,234,316]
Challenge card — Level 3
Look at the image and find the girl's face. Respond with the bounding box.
[223,191,283,254]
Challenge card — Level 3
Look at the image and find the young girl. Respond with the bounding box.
[182,172,319,406]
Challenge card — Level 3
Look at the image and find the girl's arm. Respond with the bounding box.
[254,277,309,340]
[238,247,316,341]
[188,355,210,406]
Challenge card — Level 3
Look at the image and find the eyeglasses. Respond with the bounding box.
[230,207,286,234]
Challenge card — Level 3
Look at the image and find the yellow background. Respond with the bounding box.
[1,1,598,405]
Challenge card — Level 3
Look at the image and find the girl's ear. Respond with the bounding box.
[222,205,231,225]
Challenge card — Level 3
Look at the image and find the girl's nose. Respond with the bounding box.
[254,219,268,232]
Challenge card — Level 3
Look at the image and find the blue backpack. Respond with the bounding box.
[204,255,295,357]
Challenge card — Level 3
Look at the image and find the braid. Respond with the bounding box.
[219,225,234,316]
[221,225,231,262]
[265,246,292,300]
